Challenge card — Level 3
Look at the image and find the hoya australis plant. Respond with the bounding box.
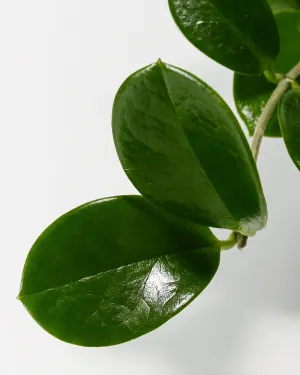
[19,0,300,347]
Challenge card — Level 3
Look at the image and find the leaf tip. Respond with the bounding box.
[156,58,166,68]
[17,289,25,302]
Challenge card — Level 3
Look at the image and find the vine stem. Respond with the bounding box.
[252,62,300,162]
[236,61,300,249]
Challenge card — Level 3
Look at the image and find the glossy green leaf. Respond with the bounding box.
[279,89,300,170]
[234,10,300,137]
[168,0,279,74]
[112,61,267,235]
[19,196,220,347]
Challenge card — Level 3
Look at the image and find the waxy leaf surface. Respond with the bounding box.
[19,196,220,347]
[168,0,279,74]
[234,10,300,137]
[279,90,300,170]
[113,61,267,235]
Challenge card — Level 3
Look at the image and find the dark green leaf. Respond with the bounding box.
[168,0,279,74]
[279,89,300,170]
[234,10,300,137]
[112,61,267,235]
[19,196,220,347]
[234,75,280,137]
[274,10,300,74]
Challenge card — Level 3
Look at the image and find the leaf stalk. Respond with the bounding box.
[220,232,237,251]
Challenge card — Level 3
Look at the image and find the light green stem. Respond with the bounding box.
[220,232,237,251]
[236,61,300,249]
[252,62,300,162]
[264,67,279,84]
[291,80,300,90]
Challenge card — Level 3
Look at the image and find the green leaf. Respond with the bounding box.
[234,10,300,137]
[274,10,300,74]
[19,196,220,347]
[268,0,300,13]
[234,75,280,137]
[168,0,279,74]
[279,89,300,170]
[112,61,267,235]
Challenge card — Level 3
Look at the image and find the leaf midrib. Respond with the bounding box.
[19,244,219,299]
[158,62,236,225]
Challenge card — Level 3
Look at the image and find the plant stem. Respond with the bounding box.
[291,80,300,90]
[264,67,278,84]
[220,232,237,251]
[252,62,300,162]
[236,61,300,249]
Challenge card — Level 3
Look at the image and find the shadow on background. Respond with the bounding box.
[114,139,300,375]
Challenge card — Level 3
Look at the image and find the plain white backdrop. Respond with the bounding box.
[2,0,300,374]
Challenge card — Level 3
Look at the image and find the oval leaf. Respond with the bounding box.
[234,10,300,137]
[19,196,220,347]
[279,89,300,170]
[168,0,279,74]
[112,61,267,235]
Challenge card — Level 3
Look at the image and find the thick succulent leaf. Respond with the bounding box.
[19,196,220,347]
[168,0,279,74]
[112,61,267,235]
[268,0,300,12]
[234,10,300,137]
[279,90,300,170]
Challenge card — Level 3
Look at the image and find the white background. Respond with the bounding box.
[2,1,300,374]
